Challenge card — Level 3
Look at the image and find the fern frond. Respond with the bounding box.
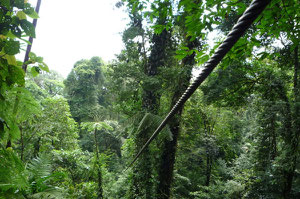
[0,147,29,195]
[25,153,65,197]
[26,153,52,182]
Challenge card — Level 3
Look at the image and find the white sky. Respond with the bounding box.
[26,0,128,77]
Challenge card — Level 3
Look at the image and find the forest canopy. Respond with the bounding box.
[0,0,299,199]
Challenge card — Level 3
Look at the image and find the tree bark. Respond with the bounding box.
[157,39,199,198]
[132,20,171,199]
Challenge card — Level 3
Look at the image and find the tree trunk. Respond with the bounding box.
[157,112,183,199]
[157,39,198,198]
[131,10,171,198]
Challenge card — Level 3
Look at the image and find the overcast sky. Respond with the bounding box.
[26,0,128,77]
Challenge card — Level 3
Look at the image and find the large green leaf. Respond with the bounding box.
[5,55,17,66]
[20,20,35,38]
[16,11,27,20]
[9,26,22,38]
[4,40,20,55]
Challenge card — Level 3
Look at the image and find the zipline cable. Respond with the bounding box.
[126,0,271,171]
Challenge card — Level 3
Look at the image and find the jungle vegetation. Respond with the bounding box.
[0,0,299,198]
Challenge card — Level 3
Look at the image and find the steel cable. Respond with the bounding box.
[126,0,271,170]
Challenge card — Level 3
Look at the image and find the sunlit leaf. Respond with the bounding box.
[5,55,17,66]
[16,11,27,20]
[196,54,209,65]
[36,56,43,63]
[29,52,37,60]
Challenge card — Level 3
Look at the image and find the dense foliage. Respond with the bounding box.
[0,0,299,199]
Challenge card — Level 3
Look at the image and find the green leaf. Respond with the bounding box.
[13,0,25,9]
[16,11,27,20]
[5,55,17,66]
[175,54,187,60]
[0,23,9,35]
[36,56,43,63]
[0,0,10,9]
[4,40,20,55]
[175,49,188,60]
[29,52,37,60]
[152,24,165,34]
[9,122,20,140]
[10,25,22,38]
[39,62,49,72]
[6,30,17,39]
[8,65,25,86]
[24,7,39,19]
[18,37,31,45]
[0,148,28,192]
[20,20,35,38]
[196,54,209,65]
[31,66,40,77]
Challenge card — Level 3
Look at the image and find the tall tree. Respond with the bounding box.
[156,0,204,197]
[64,57,106,123]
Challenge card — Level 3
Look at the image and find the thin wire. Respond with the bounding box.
[126,0,271,171]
